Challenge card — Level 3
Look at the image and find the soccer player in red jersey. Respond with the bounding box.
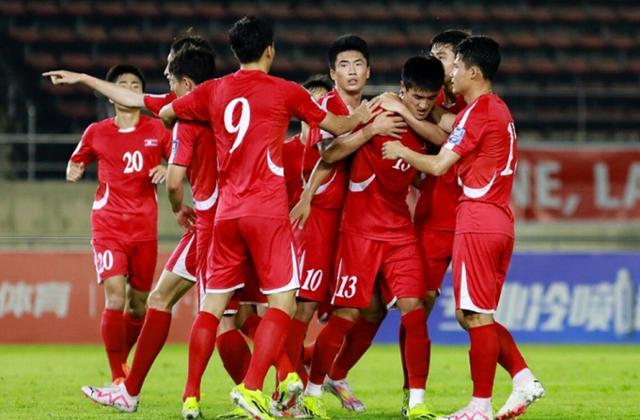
[65,64,170,387]
[300,56,443,420]
[382,36,544,420]
[159,17,373,419]
[289,36,405,414]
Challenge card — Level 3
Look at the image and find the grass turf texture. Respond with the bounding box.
[1,344,638,419]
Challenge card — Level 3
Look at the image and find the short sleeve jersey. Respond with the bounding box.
[171,70,327,220]
[444,93,518,236]
[304,89,351,210]
[70,115,171,241]
[414,88,467,230]
[283,134,305,210]
[143,92,177,115]
[341,127,424,243]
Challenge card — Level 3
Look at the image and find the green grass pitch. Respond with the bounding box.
[1,344,638,419]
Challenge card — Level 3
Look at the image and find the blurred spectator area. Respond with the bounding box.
[1,0,639,141]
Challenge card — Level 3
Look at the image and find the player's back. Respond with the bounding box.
[447,93,517,235]
[210,69,325,220]
[341,128,423,243]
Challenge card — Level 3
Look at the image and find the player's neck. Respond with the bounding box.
[114,110,140,129]
[444,86,457,104]
[464,82,493,104]
[240,61,269,74]
[335,86,363,110]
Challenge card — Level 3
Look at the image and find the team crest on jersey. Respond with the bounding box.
[448,126,465,145]
[144,138,158,147]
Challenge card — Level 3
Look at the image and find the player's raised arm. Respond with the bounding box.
[382,139,460,176]
[320,111,407,164]
[318,100,375,136]
[430,105,456,133]
[377,92,450,145]
[43,70,145,108]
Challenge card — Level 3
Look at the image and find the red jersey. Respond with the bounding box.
[144,91,218,212]
[70,115,171,241]
[305,89,351,210]
[414,89,467,230]
[341,128,424,243]
[171,70,327,220]
[143,92,177,115]
[444,93,517,237]
[283,134,305,210]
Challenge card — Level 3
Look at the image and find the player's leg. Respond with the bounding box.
[216,308,251,386]
[236,303,262,340]
[324,290,385,412]
[122,240,159,363]
[101,274,128,381]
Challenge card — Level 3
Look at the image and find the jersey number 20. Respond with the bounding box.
[123,151,143,173]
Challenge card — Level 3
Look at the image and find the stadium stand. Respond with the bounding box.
[0,0,639,142]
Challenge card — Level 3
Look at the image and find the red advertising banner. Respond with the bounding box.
[514,145,640,221]
[0,251,197,343]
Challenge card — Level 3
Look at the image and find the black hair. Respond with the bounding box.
[106,64,146,90]
[430,29,471,50]
[170,31,214,55]
[168,48,216,84]
[303,74,333,92]
[327,34,369,69]
[455,35,501,81]
[401,56,444,93]
[228,16,274,63]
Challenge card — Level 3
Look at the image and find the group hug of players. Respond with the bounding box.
[45,15,545,420]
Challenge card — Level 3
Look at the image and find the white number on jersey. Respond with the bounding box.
[500,122,517,176]
[95,250,114,274]
[335,275,358,299]
[123,151,143,173]
[224,98,251,154]
[301,269,323,292]
[392,158,411,172]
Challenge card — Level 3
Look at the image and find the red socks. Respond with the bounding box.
[124,308,171,396]
[217,329,252,385]
[101,309,126,381]
[183,311,220,400]
[243,308,292,390]
[308,316,355,385]
[241,314,262,340]
[122,312,144,364]
[329,318,380,380]
[495,322,528,377]
[400,308,429,389]
[284,318,309,377]
[469,323,499,398]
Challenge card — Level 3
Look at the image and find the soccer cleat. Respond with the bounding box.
[182,396,201,419]
[81,382,138,413]
[299,395,330,419]
[437,400,493,420]
[408,403,438,419]
[215,407,252,419]
[401,388,410,418]
[496,379,545,420]
[230,383,275,420]
[323,377,365,412]
[274,372,305,411]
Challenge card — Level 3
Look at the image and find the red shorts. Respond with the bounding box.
[165,230,197,282]
[331,232,426,309]
[195,209,215,309]
[91,238,157,292]
[452,232,514,313]
[295,206,341,302]
[418,227,454,293]
[207,216,299,295]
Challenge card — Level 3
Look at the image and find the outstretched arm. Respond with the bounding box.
[381,140,460,176]
[43,70,145,108]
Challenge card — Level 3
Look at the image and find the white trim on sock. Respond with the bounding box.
[409,388,425,409]
[305,382,323,397]
[512,368,535,388]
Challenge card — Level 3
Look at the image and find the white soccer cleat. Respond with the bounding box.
[496,379,545,420]
[81,382,139,413]
[438,400,493,420]
[323,377,366,412]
